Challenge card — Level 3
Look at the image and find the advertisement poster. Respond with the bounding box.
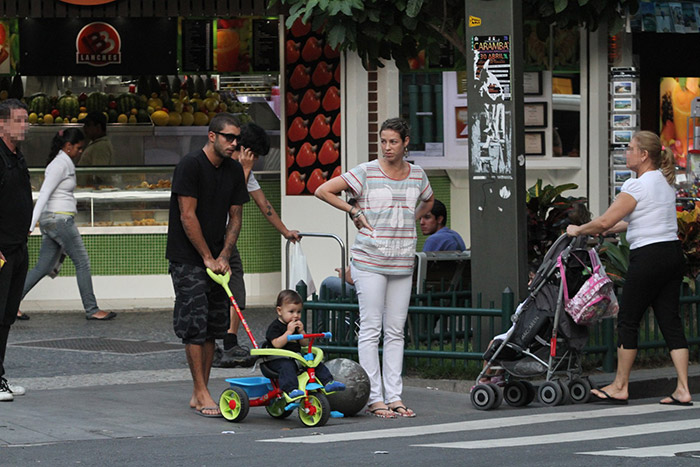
[660,77,700,167]
[285,18,341,195]
[472,35,511,100]
[214,18,252,73]
[0,19,18,75]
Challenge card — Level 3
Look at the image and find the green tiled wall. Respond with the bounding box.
[416,174,452,251]
[28,179,283,276]
[27,175,454,276]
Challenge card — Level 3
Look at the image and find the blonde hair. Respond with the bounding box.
[633,130,675,185]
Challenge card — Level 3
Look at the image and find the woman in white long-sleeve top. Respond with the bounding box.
[21,128,115,321]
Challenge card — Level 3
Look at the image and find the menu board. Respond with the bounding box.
[182,20,212,72]
[252,19,279,71]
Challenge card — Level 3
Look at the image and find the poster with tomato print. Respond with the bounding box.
[285,18,341,196]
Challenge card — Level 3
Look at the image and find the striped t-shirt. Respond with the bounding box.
[342,160,433,275]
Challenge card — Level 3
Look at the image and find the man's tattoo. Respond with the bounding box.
[265,203,273,216]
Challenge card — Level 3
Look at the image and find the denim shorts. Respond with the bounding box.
[169,262,230,345]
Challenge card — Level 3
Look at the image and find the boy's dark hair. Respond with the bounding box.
[0,98,27,120]
[239,122,270,156]
[276,289,303,307]
[430,199,447,227]
[208,112,241,133]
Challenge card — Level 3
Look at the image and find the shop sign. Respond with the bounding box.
[76,22,121,66]
[20,18,177,75]
[60,1,118,5]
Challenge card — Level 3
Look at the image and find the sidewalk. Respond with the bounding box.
[2,305,698,447]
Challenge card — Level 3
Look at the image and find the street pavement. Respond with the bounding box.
[1,307,700,465]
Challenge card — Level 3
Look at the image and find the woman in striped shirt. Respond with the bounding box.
[316,118,434,418]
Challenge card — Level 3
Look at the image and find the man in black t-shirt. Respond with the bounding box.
[166,113,249,418]
[0,99,31,402]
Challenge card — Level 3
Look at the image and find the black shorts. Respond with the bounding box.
[170,262,230,345]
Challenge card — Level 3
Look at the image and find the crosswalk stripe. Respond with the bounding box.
[412,419,700,450]
[258,403,699,444]
[578,441,700,458]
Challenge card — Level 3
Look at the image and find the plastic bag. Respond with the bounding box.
[288,242,316,297]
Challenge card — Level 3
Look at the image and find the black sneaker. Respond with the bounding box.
[213,344,256,368]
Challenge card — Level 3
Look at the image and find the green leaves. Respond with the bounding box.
[554,0,569,14]
[406,0,424,17]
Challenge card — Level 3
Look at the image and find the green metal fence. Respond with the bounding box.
[300,282,700,374]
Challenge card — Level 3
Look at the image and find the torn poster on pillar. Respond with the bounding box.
[470,35,512,178]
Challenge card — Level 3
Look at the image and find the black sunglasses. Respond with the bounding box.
[214,131,240,143]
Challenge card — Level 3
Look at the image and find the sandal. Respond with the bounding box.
[366,406,397,419]
[390,405,416,418]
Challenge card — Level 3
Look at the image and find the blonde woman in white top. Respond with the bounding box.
[21,128,115,320]
[567,131,690,405]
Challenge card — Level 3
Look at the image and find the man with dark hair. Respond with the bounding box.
[420,199,467,251]
[78,111,113,166]
[214,122,300,368]
[0,99,31,401]
[166,112,249,417]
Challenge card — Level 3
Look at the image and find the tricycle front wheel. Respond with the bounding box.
[297,392,330,427]
[219,386,250,422]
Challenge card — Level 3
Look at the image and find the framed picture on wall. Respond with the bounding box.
[614,169,633,183]
[523,71,542,95]
[524,102,547,128]
[455,106,468,139]
[612,150,627,165]
[524,131,545,156]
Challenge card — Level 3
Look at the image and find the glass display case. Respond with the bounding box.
[30,166,173,232]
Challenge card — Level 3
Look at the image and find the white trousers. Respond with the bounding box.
[351,264,413,406]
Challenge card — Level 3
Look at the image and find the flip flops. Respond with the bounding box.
[590,389,628,405]
[660,395,693,406]
[390,405,416,418]
[366,406,397,419]
[193,406,223,418]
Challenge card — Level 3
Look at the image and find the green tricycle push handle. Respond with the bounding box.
[206,268,259,349]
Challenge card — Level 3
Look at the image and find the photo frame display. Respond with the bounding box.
[612,150,627,166]
[524,102,548,128]
[523,71,542,95]
[612,130,633,145]
[613,98,636,112]
[524,131,545,156]
[612,113,637,128]
[613,81,636,95]
[614,169,633,184]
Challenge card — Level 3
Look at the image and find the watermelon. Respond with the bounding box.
[28,93,50,115]
[107,108,119,123]
[57,92,79,119]
[136,109,150,123]
[117,93,138,115]
[86,92,108,113]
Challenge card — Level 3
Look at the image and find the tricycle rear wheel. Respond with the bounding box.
[219,386,250,422]
[266,397,293,419]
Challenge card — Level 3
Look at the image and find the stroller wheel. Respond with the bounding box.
[503,381,529,407]
[538,381,563,407]
[487,383,503,409]
[568,377,592,404]
[558,380,571,405]
[522,381,536,405]
[470,384,497,411]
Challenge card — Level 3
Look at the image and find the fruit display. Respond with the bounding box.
[285,18,342,196]
[660,77,700,168]
[23,74,252,126]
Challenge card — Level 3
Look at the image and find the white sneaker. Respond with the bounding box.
[8,382,25,396]
[0,378,14,401]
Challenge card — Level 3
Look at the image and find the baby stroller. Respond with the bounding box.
[470,234,594,410]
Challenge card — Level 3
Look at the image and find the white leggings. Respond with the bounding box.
[351,264,413,406]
